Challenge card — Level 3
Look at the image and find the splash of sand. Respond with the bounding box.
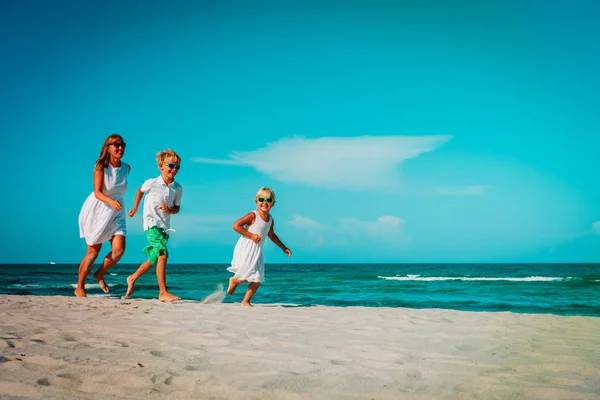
[201,284,226,304]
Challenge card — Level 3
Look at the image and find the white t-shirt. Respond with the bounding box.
[140,176,183,231]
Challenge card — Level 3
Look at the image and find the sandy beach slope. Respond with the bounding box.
[0,295,599,399]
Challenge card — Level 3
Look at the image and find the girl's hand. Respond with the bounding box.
[128,207,138,217]
[250,233,261,243]
[283,248,292,257]
[109,199,122,211]
[159,204,170,213]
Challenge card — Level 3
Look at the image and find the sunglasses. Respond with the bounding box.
[257,197,273,203]
[165,163,181,170]
[111,142,126,149]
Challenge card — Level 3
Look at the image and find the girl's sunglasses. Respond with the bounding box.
[111,142,126,149]
[257,197,273,203]
[165,163,181,170]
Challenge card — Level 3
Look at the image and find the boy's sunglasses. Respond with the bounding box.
[111,142,126,149]
[165,163,181,170]
[257,197,273,203]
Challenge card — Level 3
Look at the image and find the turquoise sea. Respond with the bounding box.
[1,263,599,317]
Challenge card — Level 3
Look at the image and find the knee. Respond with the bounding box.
[85,251,99,263]
[112,247,125,261]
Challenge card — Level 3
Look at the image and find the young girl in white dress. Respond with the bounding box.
[227,187,292,306]
[75,134,130,297]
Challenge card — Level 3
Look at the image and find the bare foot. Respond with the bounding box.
[241,301,253,307]
[74,288,87,297]
[227,277,239,296]
[93,272,109,293]
[159,291,181,302]
[125,276,136,298]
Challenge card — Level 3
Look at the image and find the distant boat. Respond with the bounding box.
[50,262,56,265]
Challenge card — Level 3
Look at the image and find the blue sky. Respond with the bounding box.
[1,0,599,264]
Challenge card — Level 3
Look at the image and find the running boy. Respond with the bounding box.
[126,149,183,302]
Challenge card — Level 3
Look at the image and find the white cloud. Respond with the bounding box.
[289,215,328,230]
[288,214,409,248]
[191,135,452,190]
[434,185,489,196]
[171,214,236,244]
[593,221,600,234]
[339,215,408,243]
[188,157,240,165]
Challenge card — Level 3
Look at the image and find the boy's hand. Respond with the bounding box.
[250,234,261,243]
[159,204,170,213]
[283,248,292,257]
[128,208,137,217]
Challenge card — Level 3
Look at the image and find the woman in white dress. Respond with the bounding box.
[227,187,292,306]
[75,134,130,297]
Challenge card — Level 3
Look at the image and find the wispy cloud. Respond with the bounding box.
[170,214,236,243]
[287,215,329,248]
[339,215,409,244]
[188,157,240,165]
[593,221,600,234]
[434,185,489,196]
[289,214,409,247]
[289,215,328,230]
[191,135,452,190]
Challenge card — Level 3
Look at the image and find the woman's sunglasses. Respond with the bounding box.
[111,142,126,149]
[257,197,273,203]
[165,163,181,170]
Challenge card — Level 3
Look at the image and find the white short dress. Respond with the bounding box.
[227,210,273,283]
[78,162,129,245]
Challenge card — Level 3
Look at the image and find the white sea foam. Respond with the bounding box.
[70,282,116,289]
[9,284,42,289]
[378,275,566,282]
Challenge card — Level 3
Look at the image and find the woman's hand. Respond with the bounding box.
[109,199,122,211]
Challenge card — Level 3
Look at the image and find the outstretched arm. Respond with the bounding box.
[268,221,292,257]
[93,169,122,211]
[233,212,260,243]
[128,188,144,217]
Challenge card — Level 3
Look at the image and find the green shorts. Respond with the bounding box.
[143,226,170,265]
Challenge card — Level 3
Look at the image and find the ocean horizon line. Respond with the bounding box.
[2,261,599,266]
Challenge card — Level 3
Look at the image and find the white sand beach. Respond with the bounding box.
[1,295,599,399]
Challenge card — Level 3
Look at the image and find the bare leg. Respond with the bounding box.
[227,277,246,295]
[125,260,153,298]
[156,254,180,302]
[74,244,101,297]
[93,235,126,293]
[242,282,261,307]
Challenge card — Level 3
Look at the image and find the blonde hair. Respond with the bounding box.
[156,149,181,165]
[256,187,276,202]
[94,134,125,171]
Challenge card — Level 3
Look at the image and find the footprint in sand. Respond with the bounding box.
[150,350,166,358]
[36,378,50,386]
[151,373,175,385]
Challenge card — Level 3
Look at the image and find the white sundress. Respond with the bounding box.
[227,210,273,283]
[78,162,129,245]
